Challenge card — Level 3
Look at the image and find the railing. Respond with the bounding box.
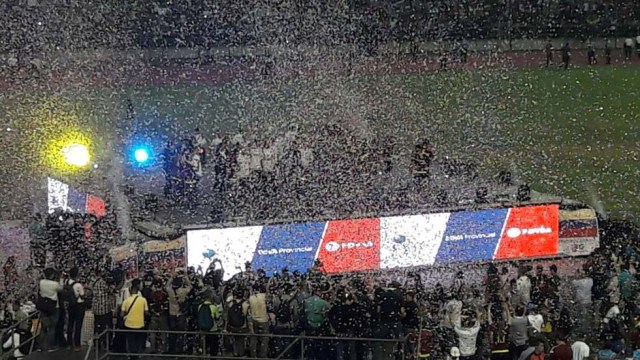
[86,328,411,360]
[0,311,40,360]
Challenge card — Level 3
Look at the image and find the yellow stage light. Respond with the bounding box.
[61,143,90,167]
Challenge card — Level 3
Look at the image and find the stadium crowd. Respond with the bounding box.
[2,233,640,360]
[1,0,640,58]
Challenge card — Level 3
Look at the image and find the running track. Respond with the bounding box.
[1,49,639,93]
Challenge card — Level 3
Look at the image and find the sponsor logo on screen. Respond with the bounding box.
[251,222,325,275]
[318,219,380,273]
[494,204,560,260]
[324,241,375,252]
[257,247,314,255]
[187,204,568,278]
[506,226,552,238]
[445,232,498,241]
[435,208,508,264]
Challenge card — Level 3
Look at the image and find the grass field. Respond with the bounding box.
[4,65,639,221]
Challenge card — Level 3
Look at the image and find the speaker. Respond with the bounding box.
[517,184,531,202]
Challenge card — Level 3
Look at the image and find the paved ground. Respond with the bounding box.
[25,348,91,360]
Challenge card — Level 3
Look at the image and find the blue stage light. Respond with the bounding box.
[133,148,150,163]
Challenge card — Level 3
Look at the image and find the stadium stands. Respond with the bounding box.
[0,0,638,55]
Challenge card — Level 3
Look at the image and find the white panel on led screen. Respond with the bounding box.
[47,177,69,213]
[187,226,262,280]
[380,213,450,269]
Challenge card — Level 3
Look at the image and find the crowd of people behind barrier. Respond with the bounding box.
[1,0,640,59]
[3,234,640,360]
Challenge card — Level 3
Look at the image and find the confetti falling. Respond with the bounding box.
[0,1,640,357]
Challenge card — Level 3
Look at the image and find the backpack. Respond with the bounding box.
[2,330,31,356]
[227,300,246,328]
[17,330,32,356]
[276,297,294,324]
[598,349,617,360]
[61,281,77,303]
[197,303,215,331]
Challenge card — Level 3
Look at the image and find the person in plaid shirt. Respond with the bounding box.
[92,268,115,349]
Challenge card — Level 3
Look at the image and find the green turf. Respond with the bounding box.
[5,66,639,221]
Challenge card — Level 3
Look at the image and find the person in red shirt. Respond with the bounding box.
[549,337,573,360]
[519,339,545,360]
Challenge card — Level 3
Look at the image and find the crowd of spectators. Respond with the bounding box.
[1,0,639,58]
[2,238,640,359]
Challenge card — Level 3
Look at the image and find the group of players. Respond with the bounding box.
[160,128,209,202]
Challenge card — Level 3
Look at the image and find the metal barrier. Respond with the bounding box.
[86,328,410,360]
[0,311,41,360]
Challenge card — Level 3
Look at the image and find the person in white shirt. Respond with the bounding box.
[443,296,463,329]
[607,272,620,305]
[624,38,634,59]
[38,268,63,352]
[116,278,133,309]
[454,308,481,358]
[185,150,203,179]
[192,128,207,148]
[516,266,531,306]
[572,271,593,305]
[603,303,620,325]
[248,283,269,358]
[249,141,264,174]
[261,141,277,174]
[571,340,589,360]
[64,267,85,351]
[527,311,544,334]
[499,267,511,301]
[572,270,593,335]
